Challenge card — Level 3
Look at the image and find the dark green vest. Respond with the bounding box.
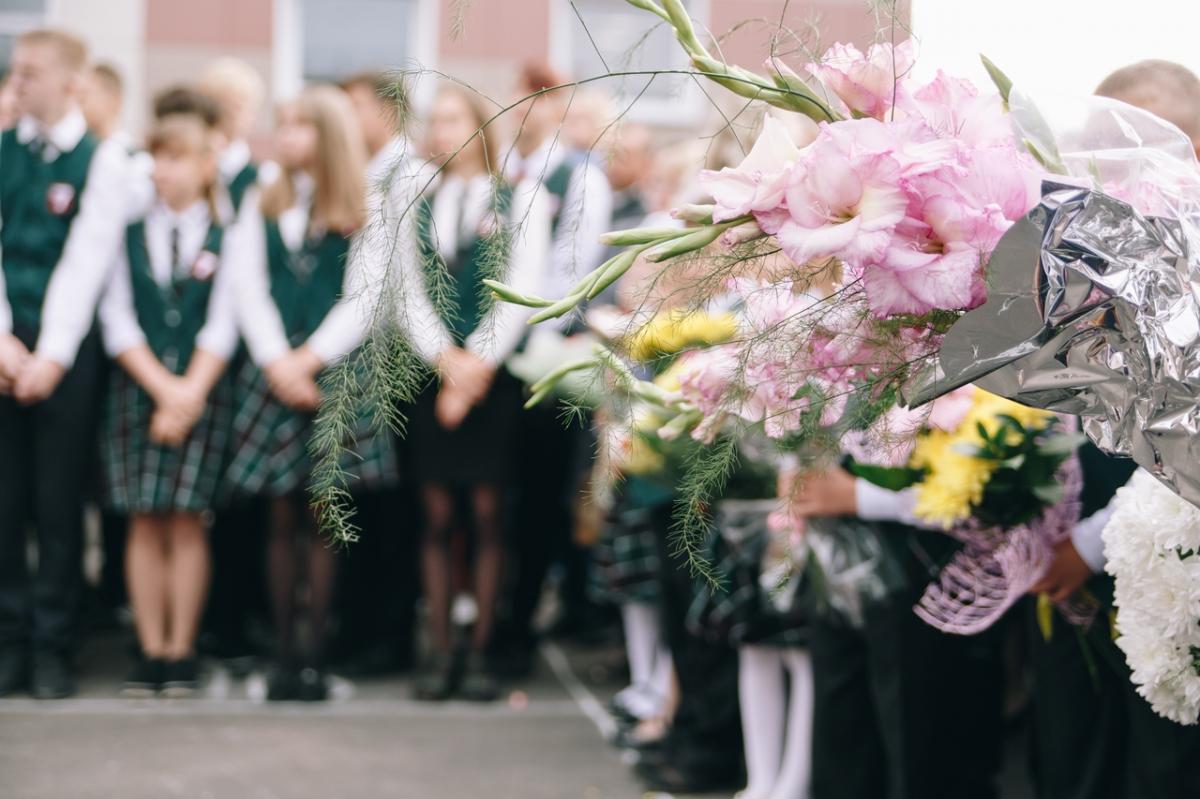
[415,182,512,344]
[543,157,577,238]
[227,163,259,215]
[126,220,223,372]
[265,219,349,345]
[0,127,98,332]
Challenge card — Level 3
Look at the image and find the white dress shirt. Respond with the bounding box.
[854,478,943,531]
[229,172,369,367]
[506,139,613,310]
[98,200,238,361]
[380,170,551,366]
[0,109,129,366]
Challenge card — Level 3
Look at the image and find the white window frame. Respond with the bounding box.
[549,0,711,129]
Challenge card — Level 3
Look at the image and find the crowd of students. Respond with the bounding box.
[5,24,1200,799]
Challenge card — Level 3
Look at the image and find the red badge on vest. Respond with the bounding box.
[191,250,219,281]
[45,182,76,216]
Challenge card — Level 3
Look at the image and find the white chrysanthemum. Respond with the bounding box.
[1103,470,1200,725]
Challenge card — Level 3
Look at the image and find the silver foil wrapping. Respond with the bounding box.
[908,180,1200,506]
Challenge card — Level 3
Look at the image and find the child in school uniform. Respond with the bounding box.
[227,85,396,702]
[98,115,237,697]
[0,29,129,700]
[197,58,264,222]
[398,84,550,702]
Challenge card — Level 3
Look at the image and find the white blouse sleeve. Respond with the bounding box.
[96,249,146,357]
[465,179,552,365]
[35,138,130,366]
[386,177,453,366]
[545,160,613,303]
[854,478,942,531]
[194,246,240,361]
[229,190,291,367]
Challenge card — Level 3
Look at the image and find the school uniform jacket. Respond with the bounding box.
[0,109,128,366]
[97,200,238,512]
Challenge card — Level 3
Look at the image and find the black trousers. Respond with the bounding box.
[810,530,1005,799]
[507,401,586,639]
[0,328,101,656]
[653,506,743,773]
[1027,588,1200,799]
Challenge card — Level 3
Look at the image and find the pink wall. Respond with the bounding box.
[439,0,552,62]
[145,0,273,48]
[710,0,910,69]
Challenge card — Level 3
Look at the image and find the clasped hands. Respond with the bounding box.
[264,345,324,412]
[0,333,66,404]
[435,346,494,430]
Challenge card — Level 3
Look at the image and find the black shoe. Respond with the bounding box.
[633,756,744,794]
[160,658,200,698]
[265,666,300,701]
[458,652,499,703]
[120,656,164,698]
[412,652,457,701]
[31,651,74,700]
[296,667,329,702]
[0,648,27,696]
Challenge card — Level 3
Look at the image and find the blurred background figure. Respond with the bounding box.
[77,63,126,147]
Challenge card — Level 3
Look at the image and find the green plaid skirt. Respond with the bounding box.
[100,366,233,513]
[224,357,398,498]
[590,503,664,606]
[687,499,809,648]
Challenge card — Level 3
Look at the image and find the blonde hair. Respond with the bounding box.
[146,114,220,219]
[435,85,501,177]
[261,85,367,234]
[16,29,87,73]
[199,57,264,110]
[1096,60,1200,141]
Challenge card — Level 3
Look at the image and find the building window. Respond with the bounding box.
[299,0,432,82]
[0,0,46,70]
[555,0,708,127]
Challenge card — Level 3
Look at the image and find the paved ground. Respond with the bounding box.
[0,630,1036,799]
[0,633,653,799]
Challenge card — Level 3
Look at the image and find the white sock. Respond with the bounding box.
[738,645,787,799]
[646,642,673,715]
[617,603,661,718]
[768,648,815,799]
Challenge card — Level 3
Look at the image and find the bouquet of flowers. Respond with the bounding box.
[1103,470,1200,725]
[489,0,1047,469]
[849,387,1086,633]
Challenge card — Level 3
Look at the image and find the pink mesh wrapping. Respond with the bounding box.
[913,454,1090,635]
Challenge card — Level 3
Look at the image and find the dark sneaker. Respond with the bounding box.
[31,651,74,700]
[160,658,200,698]
[121,656,163,698]
[412,652,457,701]
[458,652,499,703]
[0,648,27,697]
[296,667,329,702]
[266,666,300,702]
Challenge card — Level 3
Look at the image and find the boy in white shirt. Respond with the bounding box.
[0,29,128,699]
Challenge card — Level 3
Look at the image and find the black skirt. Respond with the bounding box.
[407,369,522,485]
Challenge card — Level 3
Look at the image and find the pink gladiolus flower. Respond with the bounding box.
[899,70,1011,147]
[698,115,816,222]
[763,132,908,268]
[807,41,915,120]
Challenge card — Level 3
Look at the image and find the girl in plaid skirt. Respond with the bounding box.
[395,86,550,702]
[227,86,396,701]
[97,115,238,698]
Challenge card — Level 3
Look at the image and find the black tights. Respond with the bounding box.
[420,482,505,655]
[267,493,336,667]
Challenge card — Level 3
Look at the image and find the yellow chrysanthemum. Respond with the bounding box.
[908,388,1056,528]
[626,310,738,362]
[622,435,666,476]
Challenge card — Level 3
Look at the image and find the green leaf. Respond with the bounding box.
[1037,432,1087,457]
[980,54,1014,105]
[848,461,924,491]
[1032,483,1065,505]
